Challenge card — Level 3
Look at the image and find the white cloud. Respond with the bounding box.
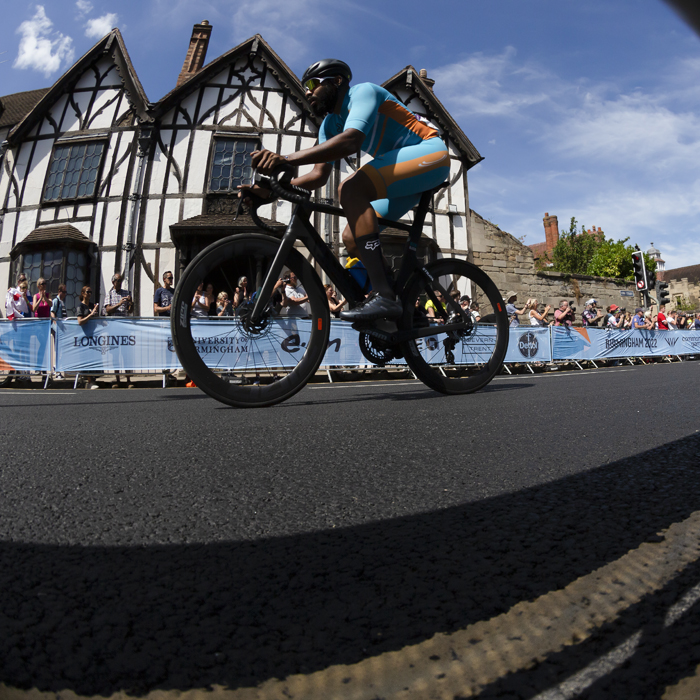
[430,48,553,118]
[13,5,74,78]
[229,0,325,58]
[75,0,93,16]
[432,47,700,267]
[84,12,119,39]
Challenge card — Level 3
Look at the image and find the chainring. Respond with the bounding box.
[359,331,399,366]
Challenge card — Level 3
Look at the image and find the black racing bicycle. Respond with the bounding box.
[170,170,508,408]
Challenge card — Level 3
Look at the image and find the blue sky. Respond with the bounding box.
[2,0,699,269]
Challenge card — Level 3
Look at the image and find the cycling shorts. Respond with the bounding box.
[359,137,451,222]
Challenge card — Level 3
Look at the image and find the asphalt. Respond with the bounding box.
[1,361,699,697]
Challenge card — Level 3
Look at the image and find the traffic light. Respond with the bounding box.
[657,281,670,306]
[647,266,657,289]
[632,250,648,291]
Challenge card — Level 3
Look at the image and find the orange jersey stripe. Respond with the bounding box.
[377,150,450,188]
[361,163,388,199]
[378,101,439,142]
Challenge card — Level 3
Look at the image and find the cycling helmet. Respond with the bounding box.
[301,59,352,85]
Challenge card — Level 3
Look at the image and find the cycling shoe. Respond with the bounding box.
[340,292,402,322]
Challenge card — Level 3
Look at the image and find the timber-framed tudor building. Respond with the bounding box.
[0,24,482,317]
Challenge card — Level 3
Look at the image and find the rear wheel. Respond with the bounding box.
[399,258,508,394]
[171,234,330,408]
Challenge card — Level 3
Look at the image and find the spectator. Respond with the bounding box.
[77,286,99,326]
[621,311,632,330]
[554,300,575,327]
[234,276,251,308]
[694,313,700,330]
[216,291,234,316]
[605,304,621,328]
[13,273,33,309]
[414,297,429,327]
[582,299,604,327]
[51,284,67,320]
[460,295,470,312]
[324,284,346,317]
[191,282,208,318]
[505,292,528,327]
[205,283,216,315]
[283,272,310,317]
[632,307,647,330]
[5,281,30,320]
[470,301,481,323]
[104,273,133,317]
[527,298,550,326]
[154,271,174,317]
[666,310,678,330]
[644,310,656,329]
[102,273,134,388]
[657,304,668,330]
[425,289,447,323]
[32,278,52,318]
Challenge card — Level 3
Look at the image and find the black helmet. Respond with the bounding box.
[301,59,352,85]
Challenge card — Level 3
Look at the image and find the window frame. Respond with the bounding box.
[42,137,108,205]
[206,135,260,195]
[12,244,93,317]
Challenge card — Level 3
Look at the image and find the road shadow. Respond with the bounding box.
[2,433,700,695]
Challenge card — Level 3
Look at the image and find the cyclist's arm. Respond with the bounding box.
[287,128,364,167]
[292,162,333,191]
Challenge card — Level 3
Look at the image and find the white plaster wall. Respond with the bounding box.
[142,200,161,245]
[182,197,203,220]
[149,142,168,194]
[166,130,189,195]
[185,131,211,194]
[15,211,36,244]
[198,88,219,126]
[177,93,199,125]
[85,88,122,129]
[161,198,181,234]
[21,138,52,206]
[75,64,100,89]
[61,91,92,132]
[102,201,123,246]
[0,212,16,256]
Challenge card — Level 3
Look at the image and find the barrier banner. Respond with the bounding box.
[552,327,700,360]
[54,318,514,372]
[506,327,552,363]
[0,319,52,373]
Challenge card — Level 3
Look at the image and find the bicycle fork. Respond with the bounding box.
[249,210,305,322]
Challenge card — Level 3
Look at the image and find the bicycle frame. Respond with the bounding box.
[250,186,442,325]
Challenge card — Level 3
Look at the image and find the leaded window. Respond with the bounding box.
[20,249,88,316]
[209,139,257,192]
[44,141,105,201]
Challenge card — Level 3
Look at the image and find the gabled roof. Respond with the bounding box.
[382,66,483,169]
[665,264,700,286]
[0,89,51,130]
[152,34,320,127]
[8,29,150,145]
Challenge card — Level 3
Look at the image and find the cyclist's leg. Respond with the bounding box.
[338,171,395,299]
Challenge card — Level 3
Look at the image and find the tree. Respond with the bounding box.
[548,217,656,280]
[550,218,603,275]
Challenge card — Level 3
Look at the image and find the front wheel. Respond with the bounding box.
[171,234,330,408]
[399,258,508,394]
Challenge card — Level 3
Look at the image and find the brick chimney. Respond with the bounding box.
[418,68,435,91]
[543,212,559,254]
[176,20,212,88]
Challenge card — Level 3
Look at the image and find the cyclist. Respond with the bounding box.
[244,58,451,322]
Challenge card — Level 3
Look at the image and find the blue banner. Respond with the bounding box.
[552,327,700,359]
[0,319,52,373]
[506,327,552,363]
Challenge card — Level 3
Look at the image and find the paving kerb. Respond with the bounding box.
[3,510,700,700]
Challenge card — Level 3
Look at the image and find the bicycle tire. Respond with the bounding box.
[399,258,508,394]
[171,234,330,408]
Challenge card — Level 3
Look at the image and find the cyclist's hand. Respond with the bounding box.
[237,183,271,206]
[251,149,289,175]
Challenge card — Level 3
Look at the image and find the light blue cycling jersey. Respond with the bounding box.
[318,82,439,158]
